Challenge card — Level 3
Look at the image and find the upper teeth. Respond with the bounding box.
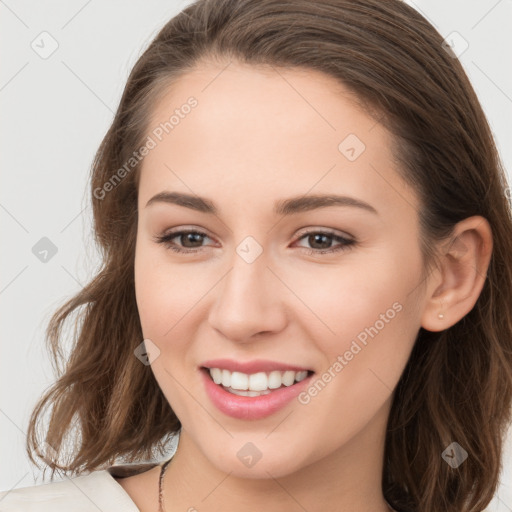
[208,368,309,391]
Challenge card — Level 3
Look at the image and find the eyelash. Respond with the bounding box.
[153,228,356,256]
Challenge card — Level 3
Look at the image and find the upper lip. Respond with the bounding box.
[200,358,313,374]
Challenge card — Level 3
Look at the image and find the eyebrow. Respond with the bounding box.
[145,191,378,216]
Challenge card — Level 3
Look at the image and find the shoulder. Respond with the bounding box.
[0,463,158,512]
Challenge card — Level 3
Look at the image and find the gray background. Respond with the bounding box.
[1,0,511,509]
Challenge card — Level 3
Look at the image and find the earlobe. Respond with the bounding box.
[420,216,493,332]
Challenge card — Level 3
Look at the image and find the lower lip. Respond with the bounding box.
[200,368,314,420]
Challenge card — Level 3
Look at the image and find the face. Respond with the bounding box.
[134,60,428,479]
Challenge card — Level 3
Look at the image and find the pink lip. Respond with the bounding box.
[200,358,312,374]
[200,367,314,420]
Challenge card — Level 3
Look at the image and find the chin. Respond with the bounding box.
[201,438,312,480]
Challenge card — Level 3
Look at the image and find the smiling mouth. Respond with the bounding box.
[201,366,315,396]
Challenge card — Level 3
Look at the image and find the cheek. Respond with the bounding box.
[294,250,420,381]
[135,239,176,337]
[296,275,418,437]
[134,239,210,343]
[281,255,406,341]
[134,231,421,354]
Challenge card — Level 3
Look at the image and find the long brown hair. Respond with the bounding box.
[27,1,512,510]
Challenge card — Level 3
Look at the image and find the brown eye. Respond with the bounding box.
[175,231,206,248]
[294,230,356,255]
[154,229,212,253]
[154,228,356,256]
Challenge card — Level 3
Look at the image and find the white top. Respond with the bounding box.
[0,462,159,511]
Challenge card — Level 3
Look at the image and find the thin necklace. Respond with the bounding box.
[158,458,397,512]
[158,457,173,512]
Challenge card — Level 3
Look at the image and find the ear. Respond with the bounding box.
[421,216,493,332]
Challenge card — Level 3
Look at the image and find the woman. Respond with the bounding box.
[1,0,510,511]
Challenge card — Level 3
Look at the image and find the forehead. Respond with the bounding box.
[147,61,372,146]
[138,61,418,222]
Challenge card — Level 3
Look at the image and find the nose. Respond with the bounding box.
[207,247,287,343]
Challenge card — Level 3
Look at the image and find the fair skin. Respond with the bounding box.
[116,60,493,512]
